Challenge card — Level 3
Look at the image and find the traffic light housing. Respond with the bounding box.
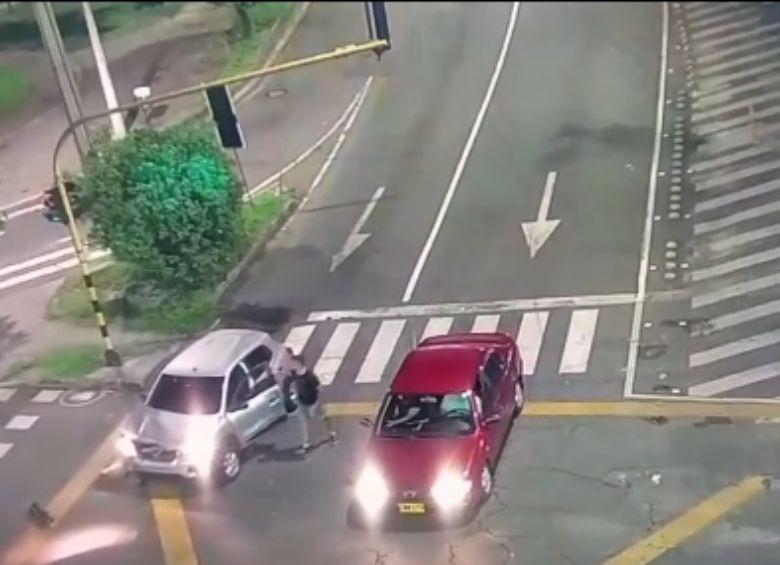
[205,85,245,149]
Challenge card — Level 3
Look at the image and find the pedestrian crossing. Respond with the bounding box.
[676,2,780,398]
[0,238,110,294]
[282,307,604,388]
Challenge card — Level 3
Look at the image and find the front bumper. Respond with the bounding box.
[349,492,480,529]
[127,456,202,480]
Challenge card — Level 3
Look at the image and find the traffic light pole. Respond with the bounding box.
[51,38,389,368]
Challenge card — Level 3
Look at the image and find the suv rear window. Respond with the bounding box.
[148,374,224,415]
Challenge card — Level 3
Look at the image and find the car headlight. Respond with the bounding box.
[180,436,217,477]
[116,433,136,458]
[431,469,472,512]
[354,463,390,521]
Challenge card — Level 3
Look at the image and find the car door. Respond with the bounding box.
[242,345,284,435]
[225,364,255,443]
[482,351,513,449]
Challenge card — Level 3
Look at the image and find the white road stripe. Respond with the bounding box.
[690,16,761,41]
[693,271,780,308]
[709,224,780,252]
[698,45,780,81]
[0,389,15,402]
[695,103,780,137]
[308,293,636,321]
[5,415,39,430]
[685,1,739,20]
[31,390,62,403]
[696,160,780,192]
[354,320,405,383]
[559,309,598,374]
[0,250,111,292]
[707,298,780,332]
[694,74,780,107]
[691,146,771,174]
[690,329,780,367]
[517,311,548,376]
[471,314,500,333]
[284,324,316,356]
[7,204,43,219]
[688,7,760,32]
[695,34,779,67]
[421,317,454,341]
[402,2,520,303]
[695,200,780,236]
[0,443,11,459]
[692,247,780,281]
[693,90,780,123]
[0,246,74,278]
[313,322,359,385]
[689,360,780,397]
[695,21,780,52]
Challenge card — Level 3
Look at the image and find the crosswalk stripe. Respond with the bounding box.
[31,390,62,403]
[685,1,739,20]
[355,320,406,383]
[0,443,11,460]
[5,415,38,430]
[0,250,111,292]
[696,160,780,192]
[697,45,780,81]
[0,246,74,278]
[695,34,779,66]
[693,271,780,308]
[695,104,780,137]
[692,247,780,281]
[517,311,548,376]
[471,314,500,333]
[690,329,780,367]
[695,21,780,52]
[689,360,780,397]
[692,147,774,176]
[694,73,780,108]
[0,389,15,402]
[284,324,316,356]
[709,224,780,253]
[695,199,780,236]
[688,7,760,32]
[559,309,598,374]
[707,298,780,332]
[693,90,780,124]
[421,317,453,341]
[690,16,761,41]
[314,322,359,386]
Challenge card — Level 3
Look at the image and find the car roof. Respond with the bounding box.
[163,329,274,377]
[390,340,489,395]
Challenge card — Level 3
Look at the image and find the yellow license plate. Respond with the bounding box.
[398,502,426,514]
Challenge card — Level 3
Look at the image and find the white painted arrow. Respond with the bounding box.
[330,186,385,272]
[521,171,561,258]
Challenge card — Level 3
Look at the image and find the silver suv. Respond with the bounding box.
[117,329,296,485]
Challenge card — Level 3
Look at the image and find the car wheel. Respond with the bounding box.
[513,379,524,418]
[213,438,242,487]
[480,464,494,500]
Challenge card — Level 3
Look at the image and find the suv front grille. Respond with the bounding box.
[135,441,177,463]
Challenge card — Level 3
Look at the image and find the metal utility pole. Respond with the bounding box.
[82,1,125,139]
[32,2,90,159]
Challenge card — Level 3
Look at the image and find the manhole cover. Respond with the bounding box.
[266,88,288,99]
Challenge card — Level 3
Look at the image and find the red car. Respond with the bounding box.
[348,332,524,529]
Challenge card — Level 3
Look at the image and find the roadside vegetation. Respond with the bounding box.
[0,64,29,119]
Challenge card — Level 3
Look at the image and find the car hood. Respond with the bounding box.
[366,435,479,492]
[129,406,219,449]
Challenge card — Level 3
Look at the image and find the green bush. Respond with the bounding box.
[0,65,30,118]
[81,125,245,291]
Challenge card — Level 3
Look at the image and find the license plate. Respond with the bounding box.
[398,502,426,514]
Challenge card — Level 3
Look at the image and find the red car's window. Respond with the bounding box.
[378,393,475,437]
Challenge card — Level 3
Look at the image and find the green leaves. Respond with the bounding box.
[81,124,244,291]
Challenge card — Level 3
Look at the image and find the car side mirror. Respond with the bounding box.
[485,414,502,425]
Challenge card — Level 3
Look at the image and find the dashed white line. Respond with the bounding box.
[401,1,520,303]
[5,415,39,430]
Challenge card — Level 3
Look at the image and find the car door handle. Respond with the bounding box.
[269,397,280,406]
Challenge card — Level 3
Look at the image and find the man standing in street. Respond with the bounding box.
[283,351,337,455]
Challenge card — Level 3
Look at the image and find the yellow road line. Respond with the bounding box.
[603,476,769,565]
[151,498,199,565]
[325,400,780,420]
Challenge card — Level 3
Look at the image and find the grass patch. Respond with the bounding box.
[47,191,293,335]
[4,359,34,381]
[222,2,294,77]
[36,344,105,381]
[0,64,29,118]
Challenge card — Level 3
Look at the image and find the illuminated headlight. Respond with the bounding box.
[116,433,136,458]
[180,437,217,477]
[431,469,472,512]
[354,463,390,521]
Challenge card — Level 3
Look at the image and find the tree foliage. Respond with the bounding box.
[81,125,244,291]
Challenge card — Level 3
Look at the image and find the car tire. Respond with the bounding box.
[213,438,242,487]
[480,463,494,501]
[512,378,524,418]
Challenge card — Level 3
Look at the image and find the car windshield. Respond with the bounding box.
[378,392,476,437]
[148,374,224,415]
